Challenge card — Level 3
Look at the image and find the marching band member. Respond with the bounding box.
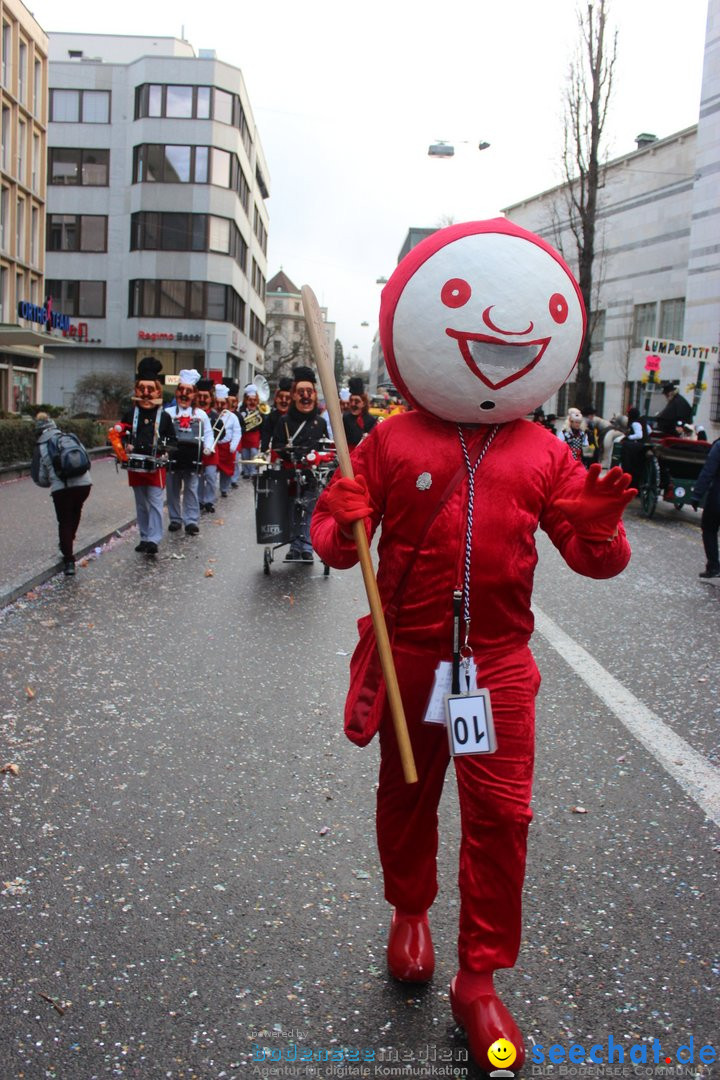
[312,220,634,1074]
[266,365,329,562]
[342,375,378,448]
[214,383,242,499]
[195,378,221,513]
[261,377,292,451]
[164,369,214,535]
[226,380,242,488]
[120,357,175,556]
[239,383,264,479]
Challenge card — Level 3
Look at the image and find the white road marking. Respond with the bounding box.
[533,606,720,828]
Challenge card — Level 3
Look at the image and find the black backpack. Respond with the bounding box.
[46,431,91,482]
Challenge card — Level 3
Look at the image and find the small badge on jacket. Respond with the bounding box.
[416,471,432,490]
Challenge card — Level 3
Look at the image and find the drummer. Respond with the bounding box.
[265,365,329,562]
[261,377,292,452]
[343,375,378,448]
[165,369,214,535]
[120,357,176,556]
[214,383,242,498]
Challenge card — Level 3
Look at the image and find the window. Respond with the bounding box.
[249,310,265,346]
[133,144,246,192]
[1,106,9,171]
[251,259,266,300]
[46,279,106,317]
[16,197,25,259]
[208,216,230,253]
[165,84,193,117]
[210,147,230,188]
[129,278,245,329]
[32,133,40,191]
[632,302,657,347]
[33,60,42,116]
[0,186,8,250]
[50,88,110,122]
[18,40,27,102]
[135,83,249,140]
[50,89,79,121]
[130,212,247,268]
[659,298,685,341]
[2,22,11,87]
[49,148,109,185]
[17,120,26,183]
[0,266,7,322]
[253,205,267,254]
[589,310,605,352]
[214,88,232,125]
[30,205,39,264]
[48,214,107,252]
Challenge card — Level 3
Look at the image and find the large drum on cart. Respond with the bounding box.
[255,469,291,545]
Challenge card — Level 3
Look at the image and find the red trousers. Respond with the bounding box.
[376,643,540,974]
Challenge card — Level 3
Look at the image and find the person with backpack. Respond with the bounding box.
[31,413,92,576]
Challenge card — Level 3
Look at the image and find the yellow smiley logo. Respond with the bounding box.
[488,1038,517,1069]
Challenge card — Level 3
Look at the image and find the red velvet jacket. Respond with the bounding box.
[311,412,630,659]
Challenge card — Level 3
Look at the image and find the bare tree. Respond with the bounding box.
[261,317,312,385]
[562,0,617,408]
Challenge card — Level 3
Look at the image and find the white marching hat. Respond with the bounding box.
[214,383,230,400]
[244,383,259,396]
[178,368,201,386]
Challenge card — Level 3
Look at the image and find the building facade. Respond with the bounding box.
[44,33,270,407]
[265,270,335,387]
[0,0,48,411]
[503,0,719,435]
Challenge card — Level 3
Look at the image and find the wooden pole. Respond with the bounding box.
[301,285,417,784]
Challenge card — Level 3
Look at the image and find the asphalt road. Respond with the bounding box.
[0,483,718,1080]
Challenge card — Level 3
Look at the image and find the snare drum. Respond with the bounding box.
[125,453,164,473]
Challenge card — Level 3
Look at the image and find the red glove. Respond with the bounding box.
[554,463,636,541]
[325,475,372,528]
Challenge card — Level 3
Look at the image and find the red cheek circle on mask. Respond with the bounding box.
[379,218,587,415]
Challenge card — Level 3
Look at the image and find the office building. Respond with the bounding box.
[44,33,270,407]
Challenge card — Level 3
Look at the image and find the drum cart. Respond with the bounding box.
[253,444,338,574]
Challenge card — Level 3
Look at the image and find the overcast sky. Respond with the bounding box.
[34,0,710,370]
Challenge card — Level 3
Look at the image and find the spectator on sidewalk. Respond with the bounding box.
[31,413,92,576]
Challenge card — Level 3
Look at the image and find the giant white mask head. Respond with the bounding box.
[380,219,586,424]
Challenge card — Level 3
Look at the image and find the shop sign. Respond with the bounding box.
[643,337,719,362]
[17,298,71,333]
[138,330,203,343]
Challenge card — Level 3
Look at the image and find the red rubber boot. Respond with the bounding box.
[386,909,435,982]
[449,970,525,1073]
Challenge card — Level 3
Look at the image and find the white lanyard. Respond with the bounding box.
[454,424,500,688]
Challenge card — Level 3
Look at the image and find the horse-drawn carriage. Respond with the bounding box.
[612,432,711,518]
[253,441,338,573]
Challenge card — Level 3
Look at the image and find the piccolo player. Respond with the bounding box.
[312,220,635,1074]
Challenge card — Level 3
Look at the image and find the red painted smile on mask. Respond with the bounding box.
[445,328,550,390]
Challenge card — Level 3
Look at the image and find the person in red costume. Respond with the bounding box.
[311,219,635,1074]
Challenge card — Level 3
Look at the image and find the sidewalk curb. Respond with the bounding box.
[0,514,137,610]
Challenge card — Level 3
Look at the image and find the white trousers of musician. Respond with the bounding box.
[166,470,200,526]
[134,486,165,545]
[198,465,218,507]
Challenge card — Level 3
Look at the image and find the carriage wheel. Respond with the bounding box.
[263,546,272,575]
[639,453,660,518]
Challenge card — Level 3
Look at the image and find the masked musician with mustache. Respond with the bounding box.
[119,357,175,556]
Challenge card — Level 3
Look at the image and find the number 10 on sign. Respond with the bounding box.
[444,691,497,757]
